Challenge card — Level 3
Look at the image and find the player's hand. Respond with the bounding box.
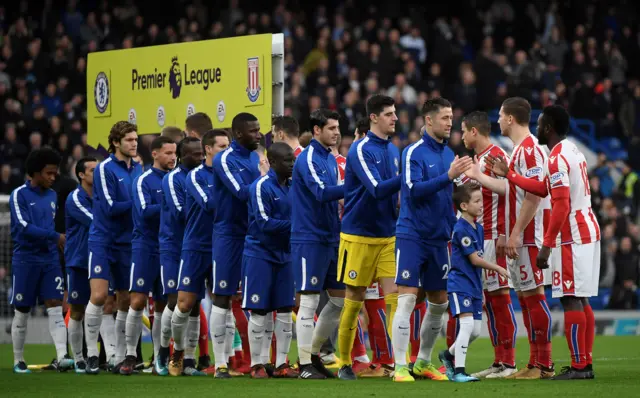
[486,154,509,177]
[448,155,473,180]
[462,155,482,180]
[505,233,521,259]
[536,245,552,270]
[496,266,510,280]
[496,234,507,258]
[57,233,66,250]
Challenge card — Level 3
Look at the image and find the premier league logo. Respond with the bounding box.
[246,57,261,102]
[94,71,109,113]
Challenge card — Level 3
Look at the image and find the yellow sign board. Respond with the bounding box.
[87,34,273,149]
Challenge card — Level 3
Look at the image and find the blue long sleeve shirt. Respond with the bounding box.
[9,181,60,262]
[159,164,188,254]
[291,139,344,244]
[64,186,93,269]
[396,132,457,245]
[89,154,142,246]
[132,167,167,251]
[341,132,401,238]
[182,161,215,252]
[212,141,261,238]
[244,169,291,264]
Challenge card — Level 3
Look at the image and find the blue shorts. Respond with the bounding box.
[66,267,90,305]
[10,259,64,307]
[449,292,483,320]
[160,250,181,296]
[130,247,164,300]
[178,250,209,299]
[241,255,295,311]
[395,238,450,291]
[88,243,132,291]
[212,236,243,296]
[291,242,344,293]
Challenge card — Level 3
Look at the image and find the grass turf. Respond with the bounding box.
[1,336,639,397]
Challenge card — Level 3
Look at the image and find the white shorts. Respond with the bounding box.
[482,239,512,292]
[550,241,601,298]
[507,246,546,292]
[365,282,382,300]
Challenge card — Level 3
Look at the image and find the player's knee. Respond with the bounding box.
[177,295,195,313]
[44,299,63,308]
[212,294,230,309]
[426,290,448,305]
[166,295,178,310]
[426,300,449,316]
[70,305,85,321]
[276,307,293,314]
[397,293,417,313]
[129,294,146,311]
[14,306,30,314]
[299,293,320,311]
[189,301,201,316]
[560,296,583,311]
[252,309,269,317]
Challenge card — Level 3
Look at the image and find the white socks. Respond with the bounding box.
[249,313,265,367]
[296,294,319,365]
[225,311,235,361]
[12,310,28,364]
[311,296,343,354]
[210,305,228,367]
[84,302,103,358]
[101,313,116,360]
[161,306,173,348]
[68,318,84,362]
[171,307,189,351]
[449,317,481,369]
[47,306,68,361]
[261,312,274,364]
[115,310,127,364]
[275,312,293,368]
[392,294,417,366]
[152,312,162,360]
[418,301,449,363]
[185,316,200,360]
[125,308,143,357]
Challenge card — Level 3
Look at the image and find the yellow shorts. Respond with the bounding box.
[337,233,396,287]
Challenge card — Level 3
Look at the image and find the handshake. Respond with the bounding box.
[450,154,510,181]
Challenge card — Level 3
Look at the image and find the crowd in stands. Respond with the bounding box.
[0,0,639,308]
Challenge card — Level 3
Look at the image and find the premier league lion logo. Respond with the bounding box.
[169,56,182,99]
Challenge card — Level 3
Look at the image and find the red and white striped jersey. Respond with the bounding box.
[545,139,601,246]
[335,154,346,185]
[294,145,304,158]
[508,134,547,247]
[458,144,510,240]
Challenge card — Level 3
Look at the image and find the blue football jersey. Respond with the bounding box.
[448,217,484,299]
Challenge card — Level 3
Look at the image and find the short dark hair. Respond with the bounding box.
[453,183,481,212]
[75,156,98,181]
[267,142,292,165]
[272,115,300,138]
[185,112,213,138]
[366,94,395,116]
[26,147,62,177]
[108,121,137,153]
[161,126,185,142]
[310,109,341,132]
[299,131,313,148]
[501,97,531,126]
[421,97,452,116]
[202,129,230,151]
[462,111,491,136]
[151,135,176,151]
[355,117,370,135]
[542,105,570,136]
[231,112,258,135]
[177,136,201,162]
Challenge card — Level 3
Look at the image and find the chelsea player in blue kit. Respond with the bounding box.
[121,137,177,375]
[65,157,98,373]
[291,109,345,379]
[9,148,72,373]
[242,142,298,379]
[84,121,142,374]
[439,184,509,382]
[157,137,204,374]
[169,130,230,377]
[392,98,472,382]
[211,113,262,372]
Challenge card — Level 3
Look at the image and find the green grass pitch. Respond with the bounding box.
[1,336,639,397]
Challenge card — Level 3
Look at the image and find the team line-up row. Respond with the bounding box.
[8,95,599,382]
